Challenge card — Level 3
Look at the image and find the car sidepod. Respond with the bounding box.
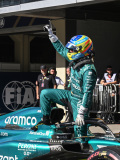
[0,107,42,128]
[0,141,50,160]
[88,139,120,151]
[0,124,56,143]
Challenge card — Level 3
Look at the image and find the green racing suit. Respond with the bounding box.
[40,40,97,138]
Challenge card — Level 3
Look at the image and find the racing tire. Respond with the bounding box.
[87,146,120,160]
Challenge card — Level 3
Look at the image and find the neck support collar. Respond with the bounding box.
[69,57,93,70]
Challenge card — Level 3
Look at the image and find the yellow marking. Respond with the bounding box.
[76,35,86,42]
[29,17,35,26]
[100,151,107,156]
[67,52,77,60]
[114,133,120,135]
[13,16,21,28]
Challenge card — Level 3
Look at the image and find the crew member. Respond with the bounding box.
[100,65,117,85]
[36,65,57,106]
[65,66,71,90]
[49,67,64,88]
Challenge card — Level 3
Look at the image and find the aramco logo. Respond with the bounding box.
[2,81,37,111]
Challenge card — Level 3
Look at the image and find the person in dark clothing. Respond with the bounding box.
[36,65,57,106]
[64,66,71,90]
[49,67,64,88]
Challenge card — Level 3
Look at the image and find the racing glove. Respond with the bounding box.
[75,106,88,126]
[43,21,58,43]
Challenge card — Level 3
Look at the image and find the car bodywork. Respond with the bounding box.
[0,107,120,160]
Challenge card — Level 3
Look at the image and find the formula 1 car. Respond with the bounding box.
[0,107,120,160]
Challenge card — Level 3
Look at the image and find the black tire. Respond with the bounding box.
[87,146,120,160]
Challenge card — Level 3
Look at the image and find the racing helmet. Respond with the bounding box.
[66,35,93,61]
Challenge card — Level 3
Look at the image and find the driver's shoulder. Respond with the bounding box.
[79,64,96,75]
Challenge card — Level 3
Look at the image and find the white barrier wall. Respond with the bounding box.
[0,0,113,16]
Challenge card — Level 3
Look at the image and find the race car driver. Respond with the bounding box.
[31,22,97,140]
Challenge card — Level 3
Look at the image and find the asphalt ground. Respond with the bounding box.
[90,124,120,134]
[60,106,120,134]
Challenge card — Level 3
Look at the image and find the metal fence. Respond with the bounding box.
[92,84,120,123]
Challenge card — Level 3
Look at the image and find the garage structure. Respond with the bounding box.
[0,0,120,120]
[0,0,120,83]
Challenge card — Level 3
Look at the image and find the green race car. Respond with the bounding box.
[0,107,120,160]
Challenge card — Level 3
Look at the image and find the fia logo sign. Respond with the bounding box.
[2,81,37,111]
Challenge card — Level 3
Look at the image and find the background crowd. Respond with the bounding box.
[36,65,71,106]
[36,64,120,113]
[36,64,120,101]
[97,65,118,85]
